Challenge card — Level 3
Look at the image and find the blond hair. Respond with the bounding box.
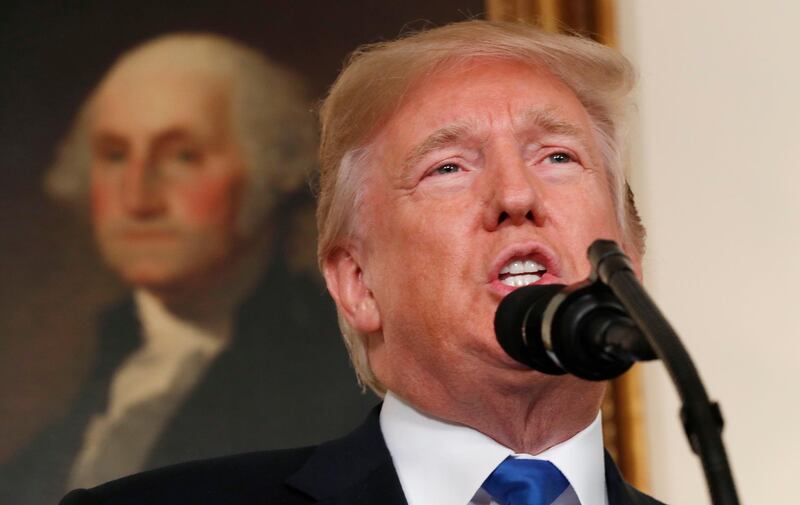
[45,33,317,236]
[316,20,645,395]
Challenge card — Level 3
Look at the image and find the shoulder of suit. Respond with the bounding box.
[622,481,668,505]
[60,447,318,505]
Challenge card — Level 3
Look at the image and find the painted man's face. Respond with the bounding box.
[89,69,247,296]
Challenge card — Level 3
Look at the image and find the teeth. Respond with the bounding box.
[498,256,547,288]
[500,273,542,287]
[524,259,541,272]
[499,258,546,275]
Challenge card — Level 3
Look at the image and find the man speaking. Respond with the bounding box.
[61,21,662,505]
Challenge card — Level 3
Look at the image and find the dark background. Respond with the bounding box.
[0,0,485,462]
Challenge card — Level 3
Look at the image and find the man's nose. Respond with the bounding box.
[120,160,166,217]
[482,149,546,230]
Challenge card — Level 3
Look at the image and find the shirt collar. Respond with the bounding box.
[135,290,230,356]
[380,392,607,505]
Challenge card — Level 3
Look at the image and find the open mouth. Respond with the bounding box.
[498,257,547,288]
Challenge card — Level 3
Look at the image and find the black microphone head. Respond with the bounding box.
[494,284,566,375]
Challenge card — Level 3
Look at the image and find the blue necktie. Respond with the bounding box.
[482,457,570,505]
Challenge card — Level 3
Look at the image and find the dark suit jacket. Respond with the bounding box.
[59,405,665,505]
[0,254,376,505]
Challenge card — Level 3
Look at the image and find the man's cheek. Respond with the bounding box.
[172,177,242,229]
[90,181,116,225]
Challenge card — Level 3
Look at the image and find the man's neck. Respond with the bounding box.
[390,372,605,455]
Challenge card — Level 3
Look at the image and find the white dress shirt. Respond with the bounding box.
[68,290,231,488]
[380,392,608,505]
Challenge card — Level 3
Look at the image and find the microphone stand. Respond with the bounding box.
[587,240,740,505]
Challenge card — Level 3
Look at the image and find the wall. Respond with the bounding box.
[616,1,800,503]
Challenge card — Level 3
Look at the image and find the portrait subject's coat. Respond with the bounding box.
[0,252,376,505]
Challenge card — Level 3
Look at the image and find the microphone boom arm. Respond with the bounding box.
[588,240,740,505]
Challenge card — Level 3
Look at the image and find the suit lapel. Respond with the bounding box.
[286,405,407,505]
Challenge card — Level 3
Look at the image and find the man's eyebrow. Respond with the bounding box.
[518,107,588,143]
[402,121,478,173]
[91,130,127,146]
[91,127,196,146]
[150,128,198,149]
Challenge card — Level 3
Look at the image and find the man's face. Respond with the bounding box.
[356,59,631,406]
[89,69,247,295]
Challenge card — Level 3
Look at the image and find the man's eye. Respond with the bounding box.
[101,149,126,163]
[175,149,199,163]
[433,163,461,175]
[546,152,573,164]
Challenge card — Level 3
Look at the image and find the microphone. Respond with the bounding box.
[494,281,657,380]
[494,240,741,505]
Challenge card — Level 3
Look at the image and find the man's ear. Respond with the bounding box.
[323,247,381,333]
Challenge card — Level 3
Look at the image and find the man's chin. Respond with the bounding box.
[117,264,203,299]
